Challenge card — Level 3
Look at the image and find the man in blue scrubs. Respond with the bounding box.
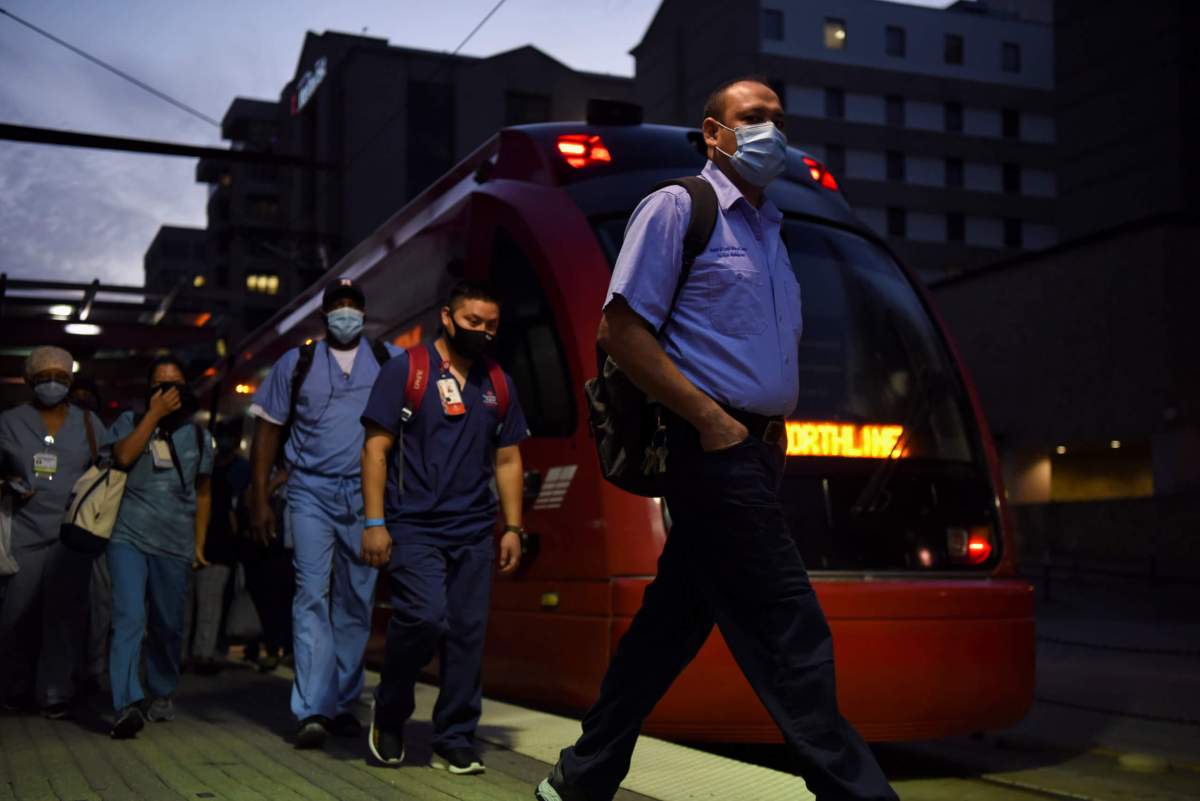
[536,79,897,800]
[360,281,528,775]
[248,278,396,749]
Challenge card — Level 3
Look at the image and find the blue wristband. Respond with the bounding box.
[365,518,386,528]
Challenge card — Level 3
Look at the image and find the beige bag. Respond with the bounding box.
[60,413,125,555]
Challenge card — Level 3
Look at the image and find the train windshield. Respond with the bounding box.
[592,215,1000,573]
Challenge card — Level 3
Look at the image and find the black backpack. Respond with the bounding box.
[583,177,719,497]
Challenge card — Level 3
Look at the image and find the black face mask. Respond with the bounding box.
[147,382,199,432]
[446,320,495,362]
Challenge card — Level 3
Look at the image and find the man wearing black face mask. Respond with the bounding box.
[247,277,398,749]
[106,355,214,738]
[360,281,529,774]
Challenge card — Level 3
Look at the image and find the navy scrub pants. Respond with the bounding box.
[556,431,898,801]
[374,534,494,751]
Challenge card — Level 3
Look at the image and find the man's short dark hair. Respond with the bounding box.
[146,354,187,386]
[702,75,776,125]
[446,280,501,312]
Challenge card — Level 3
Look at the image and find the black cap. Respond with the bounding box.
[323,277,365,310]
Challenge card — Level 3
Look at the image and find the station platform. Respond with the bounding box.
[0,664,815,801]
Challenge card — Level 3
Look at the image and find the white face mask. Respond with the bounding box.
[715,120,789,187]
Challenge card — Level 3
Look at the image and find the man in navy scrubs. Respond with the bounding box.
[360,281,528,775]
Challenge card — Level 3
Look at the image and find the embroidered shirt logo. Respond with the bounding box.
[482,391,499,407]
[709,246,748,259]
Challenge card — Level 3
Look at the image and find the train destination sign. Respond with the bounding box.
[786,422,906,459]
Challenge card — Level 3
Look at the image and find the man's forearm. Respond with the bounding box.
[361,437,391,522]
[495,452,523,529]
[249,420,283,502]
[600,302,724,431]
[194,491,211,552]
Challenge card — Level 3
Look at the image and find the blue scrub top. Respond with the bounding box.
[0,403,110,547]
[361,343,529,544]
[252,340,397,477]
[108,411,215,562]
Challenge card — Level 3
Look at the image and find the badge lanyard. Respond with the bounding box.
[436,360,466,417]
[33,434,58,481]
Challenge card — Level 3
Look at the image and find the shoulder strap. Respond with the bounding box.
[651,176,719,330]
[371,338,392,368]
[287,341,318,425]
[484,359,510,421]
[81,409,97,463]
[402,345,431,421]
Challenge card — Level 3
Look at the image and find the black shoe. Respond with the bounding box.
[329,711,362,737]
[368,703,404,766]
[535,762,584,801]
[110,705,145,739]
[432,744,485,775]
[295,716,329,749]
[42,702,74,720]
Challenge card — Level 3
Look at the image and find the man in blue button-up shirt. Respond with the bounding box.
[538,79,897,801]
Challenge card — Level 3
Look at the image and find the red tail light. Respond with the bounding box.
[947,525,994,566]
[556,134,612,169]
[802,156,840,191]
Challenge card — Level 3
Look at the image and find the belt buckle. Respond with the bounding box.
[762,419,785,445]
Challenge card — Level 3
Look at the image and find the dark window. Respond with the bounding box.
[946,213,965,242]
[886,25,906,57]
[1004,218,1023,248]
[1002,163,1021,193]
[162,240,189,259]
[215,263,230,289]
[490,230,575,437]
[406,81,455,199]
[825,87,845,119]
[885,95,905,127]
[887,207,907,238]
[944,34,964,65]
[193,242,207,259]
[824,143,846,176]
[762,9,784,41]
[886,151,906,182]
[824,18,847,50]
[505,92,551,126]
[1002,108,1020,139]
[945,158,964,188]
[1002,41,1021,73]
[944,101,963,133]
[247,194,279,222]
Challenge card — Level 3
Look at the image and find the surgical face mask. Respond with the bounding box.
[148,382,199,432]
[326,307,365,345]
[715,120,789,187]
[33,380,69,407]
[446,319,495,362]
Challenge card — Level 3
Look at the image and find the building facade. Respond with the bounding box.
[632,0,1057,281]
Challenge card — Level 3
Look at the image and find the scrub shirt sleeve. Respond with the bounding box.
[497,374,530,448]
[604,188,688,331]
[251,348,300,424]
[107,410,136,442]
[89,411,115,461]
[198,429,215,477]
[361,349,412,435]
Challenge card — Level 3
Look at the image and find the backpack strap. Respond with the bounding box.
[81,409,98,464]
[652,176,719,329]
[286,341,318,426]
[371,338,392,368]
[400,345,430,424]
[484,359,510,438]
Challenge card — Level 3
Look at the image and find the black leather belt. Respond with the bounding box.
[721,406,786,445]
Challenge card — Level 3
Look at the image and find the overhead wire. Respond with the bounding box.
[0,6,221,129]
[344,0,510,169]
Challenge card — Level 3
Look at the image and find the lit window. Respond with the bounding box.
[824,18,847,50]
[246,273,281,295]
[762,9,784,41]
[193,275,206,288]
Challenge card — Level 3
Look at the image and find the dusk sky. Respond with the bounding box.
[0,0,954,287]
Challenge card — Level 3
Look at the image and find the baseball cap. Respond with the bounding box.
[322,277,365,310]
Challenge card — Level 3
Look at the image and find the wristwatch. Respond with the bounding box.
[504,524,525,535]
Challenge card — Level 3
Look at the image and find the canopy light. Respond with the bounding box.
[234,383,255,395]
[786,422,905,459]
[1055,445,1067,455]
[64,323,101,336]
[556,134,612,169]
[49,304,73,318]
[802,157,840,191]
[1110,440,1121,449]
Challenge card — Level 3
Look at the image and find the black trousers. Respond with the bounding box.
[557,431,897,801]
[241,538,294,654]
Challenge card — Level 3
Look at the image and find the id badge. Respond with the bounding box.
[150,438,173,469]
[33,451,58,478]
[437,378,466,417]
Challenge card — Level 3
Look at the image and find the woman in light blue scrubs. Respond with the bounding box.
[0,346,108,719]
